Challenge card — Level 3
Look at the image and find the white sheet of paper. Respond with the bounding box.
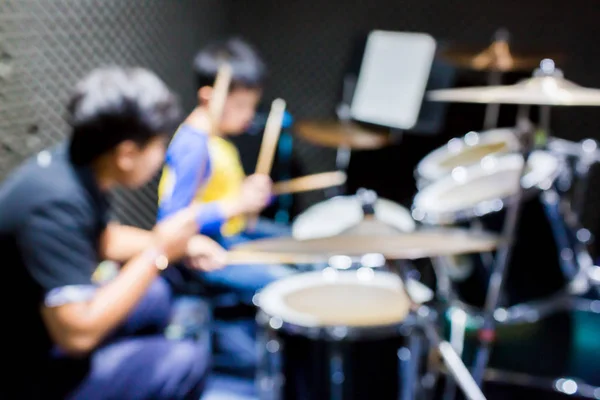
[351,31,436,130]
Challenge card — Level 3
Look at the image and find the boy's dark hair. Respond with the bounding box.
[193,37,267,91]
[67,67,181,166]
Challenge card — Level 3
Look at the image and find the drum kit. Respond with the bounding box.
[227,54,600,399]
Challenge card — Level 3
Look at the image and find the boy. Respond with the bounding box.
[0,67,226,399]
[158,37,293,300]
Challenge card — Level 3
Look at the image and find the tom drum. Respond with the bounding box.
[412,151,571,308]
[256,269,429,400]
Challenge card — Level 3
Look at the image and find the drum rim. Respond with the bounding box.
[256,269,411,331]
[291,195,416,240]
[415,127,520,182]
[412,151,561,224]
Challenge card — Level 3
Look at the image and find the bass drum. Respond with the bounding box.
[292,195,416,240]
[412,151,569,308]
[415,128,520,188]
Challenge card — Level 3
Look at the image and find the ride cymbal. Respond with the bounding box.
[295,120,392,150]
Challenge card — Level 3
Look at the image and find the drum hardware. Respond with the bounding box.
[292,189,416,241]
[356,187,377,216]
[334,74,358,196]
[254,269,431,400]
[427,60,600,390]
[435,366,600,399]
[230,229,501,263]
[440,296,600,399]
[543,140,600,297]
[428,59,600,106]
[440,29,564,129]
[474,118,558,386]
[414,127,521,188]
[547,137,600,222]
[394,260,487,400]
[253,262,487,400]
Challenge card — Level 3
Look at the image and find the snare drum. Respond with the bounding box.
[256,269,427,400]
[415,128,520,187]
[413,151,570,308]
[292,195,416,240]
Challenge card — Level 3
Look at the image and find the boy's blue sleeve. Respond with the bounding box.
[157,128,226,234]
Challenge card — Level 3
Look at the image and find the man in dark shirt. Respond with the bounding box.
[0,67,226,399]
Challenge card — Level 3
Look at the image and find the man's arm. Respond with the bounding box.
[99,223,154,262]
[41,249,164,355]
[19,202,201,356]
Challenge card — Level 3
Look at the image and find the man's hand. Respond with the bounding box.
[185,235,227,271]
[239,173,273,214]
[152,205,200,261]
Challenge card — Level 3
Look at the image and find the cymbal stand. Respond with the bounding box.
[330,75,357,197]
[571,139,598,221]
[394,261,487,400]
[470,112,536,386]
[482,29,510,130]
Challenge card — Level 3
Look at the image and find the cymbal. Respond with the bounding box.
[442,44,562,72]
[227,228,500,264]
[428,61,600,106]
[441,29,563,72]
[295,120,392,150]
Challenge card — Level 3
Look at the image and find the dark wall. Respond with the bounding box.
[227,0,600,234]
[0,0,228,228]
[2,0,599,234]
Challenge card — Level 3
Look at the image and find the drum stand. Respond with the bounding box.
[330,75,358,197]
[395,261,488,400]
[469,112,537,386]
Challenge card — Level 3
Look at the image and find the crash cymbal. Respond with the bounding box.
[227,228,500,264]
[295,120,393,150]
[428,59,600,106]
[441,29,563,72]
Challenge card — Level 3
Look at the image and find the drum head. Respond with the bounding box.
[258,270,411,328]
[416,128,520,183]
[292,195,415,240]
[413,151,559,223]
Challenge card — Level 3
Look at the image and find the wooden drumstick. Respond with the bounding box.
[271,171,347,195]
[226,250,320,265]
[209,63,232,136]
[255,98,287,174]
[247,98,286,230]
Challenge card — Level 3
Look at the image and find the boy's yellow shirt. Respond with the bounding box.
[196,135,246,236]
[157,125,246,237]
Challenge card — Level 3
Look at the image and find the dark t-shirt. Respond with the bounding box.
[0,143,109,397]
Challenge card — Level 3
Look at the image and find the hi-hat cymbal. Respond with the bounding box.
[227,228,500,264]
[428,60,600,106]
[295,120,392,150]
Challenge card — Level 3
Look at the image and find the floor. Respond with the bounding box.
[200,373,583,400]
[202,374,256,400]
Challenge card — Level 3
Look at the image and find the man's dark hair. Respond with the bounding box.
[67,67,181,166]
[193,37,267,91]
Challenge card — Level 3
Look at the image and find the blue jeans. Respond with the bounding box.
[201,218,295,375]
[45,278,210,400]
